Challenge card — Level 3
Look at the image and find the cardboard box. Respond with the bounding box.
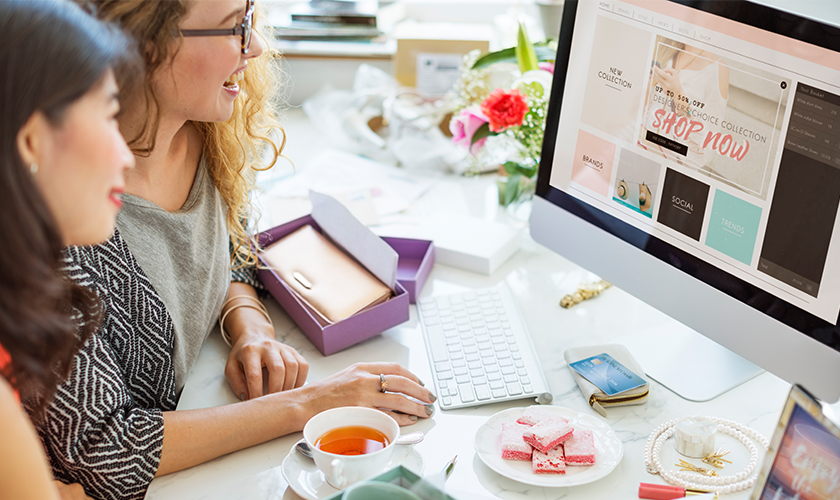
[382,237,435,304]
[392,21,491,89]
[257,193,410,356]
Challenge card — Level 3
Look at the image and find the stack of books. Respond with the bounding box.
[273,0,402,41]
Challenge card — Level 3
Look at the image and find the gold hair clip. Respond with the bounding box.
[676,459,718,477]
[702,448,732,469]
[560,280,612,308]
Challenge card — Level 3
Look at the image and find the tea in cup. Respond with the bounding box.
[303,407,400,489]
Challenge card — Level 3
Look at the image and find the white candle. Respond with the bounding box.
[674,416,717,458]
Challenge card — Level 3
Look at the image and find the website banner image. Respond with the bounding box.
[547,0,840,323]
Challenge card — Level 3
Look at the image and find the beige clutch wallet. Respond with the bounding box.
[564,344,650,417]
[260,225,392,325]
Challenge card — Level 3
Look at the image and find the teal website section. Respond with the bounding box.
[705,190,762,265]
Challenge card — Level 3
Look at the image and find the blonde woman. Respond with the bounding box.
[38,1,434,499]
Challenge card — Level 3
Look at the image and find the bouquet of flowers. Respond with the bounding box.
[449,24,556,205]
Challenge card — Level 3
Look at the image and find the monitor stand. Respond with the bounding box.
[614,322,764,402]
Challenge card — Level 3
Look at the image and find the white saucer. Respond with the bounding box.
[282,443,425,500]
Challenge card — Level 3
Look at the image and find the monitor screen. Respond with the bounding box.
[532,0,840,402]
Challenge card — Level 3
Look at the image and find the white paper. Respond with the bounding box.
[416,53,463,97]
[262,150,438,213]
[310,191,398,289]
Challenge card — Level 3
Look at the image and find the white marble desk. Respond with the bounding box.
[145,233,796,500]
[145,109,810,500]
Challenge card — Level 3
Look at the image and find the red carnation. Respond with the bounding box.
[481,89,529,133]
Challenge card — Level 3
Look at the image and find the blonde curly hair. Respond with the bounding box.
[82,0,285,269]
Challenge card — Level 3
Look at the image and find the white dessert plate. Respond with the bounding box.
[281,441,425,500]
[474,406,623,487]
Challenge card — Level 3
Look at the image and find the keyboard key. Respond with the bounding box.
[512,352,522,360]
[485,364,500,373]
[506,381,522,395]
[514,360,524,368]
[490,380,504,389]
[518,368,528,377]
[479,348,494,358]
[454,366,467,376]
[466,353,480,362]
[437,371,454,380]
[472,376,487,385]
[499,358,513,367]
[456,375,470,384]
[468,361,482,370]
[501,366,516,375]
[424,315,439,325]
[469,369,483,377]
[464,345,478,354]
[475,385,491,400]
[452,358,466,368]
[488,372,502,382]
[458,384,475,403]
[425,326,448,362]
[492,388,507,398]
[451,351,464,360]
[497,351,511,359]
[523,385,533,393]
[435,361,451,372]
[442,396,452,406]
[522,377,531,385]
[504,374,519,383]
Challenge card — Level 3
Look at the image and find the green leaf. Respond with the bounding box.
[470,122,497,147]
[471,46,556,69]
[502,161,520,176]
[503,161,538,179]
[515,22,538,74]
[504,173,522,206]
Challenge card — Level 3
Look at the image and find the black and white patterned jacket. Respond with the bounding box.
[35,229,257,500]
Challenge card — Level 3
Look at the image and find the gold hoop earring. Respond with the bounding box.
[617,180,629,200]
[639,183,652,212]
[30,163,38,175]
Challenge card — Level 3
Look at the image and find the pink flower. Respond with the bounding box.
[450,105,490,154]
[538,62,554,74]
[481,89,529,133]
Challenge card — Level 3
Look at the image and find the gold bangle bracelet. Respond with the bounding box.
[219,302,273,348]
[220,294,267,316]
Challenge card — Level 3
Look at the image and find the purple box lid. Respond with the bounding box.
[381,237,434,304]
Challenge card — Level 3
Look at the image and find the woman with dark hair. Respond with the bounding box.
[0,0,135,498]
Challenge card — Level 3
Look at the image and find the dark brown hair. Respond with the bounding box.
[0,0,138,416]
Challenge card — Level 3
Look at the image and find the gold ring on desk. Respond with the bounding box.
[379,374,388,393]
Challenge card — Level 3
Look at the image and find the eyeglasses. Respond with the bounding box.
[179,0,255,54]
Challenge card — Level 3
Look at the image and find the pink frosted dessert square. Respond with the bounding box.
[532,447,566,474]
[563,429,596,465]
[500,422,533,461]
[516,407,569,427]
[522,420,574,453]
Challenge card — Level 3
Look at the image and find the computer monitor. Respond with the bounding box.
[531,0,840,403]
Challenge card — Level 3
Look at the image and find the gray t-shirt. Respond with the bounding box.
[117,158,230,393]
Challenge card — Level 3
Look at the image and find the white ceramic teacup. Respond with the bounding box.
[302,407,400,489]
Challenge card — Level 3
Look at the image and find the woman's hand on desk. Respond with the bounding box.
[225,329,310,400]
[299,362,436,426]
[222,282,310,400]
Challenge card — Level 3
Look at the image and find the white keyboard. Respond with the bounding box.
[418,283,553,410]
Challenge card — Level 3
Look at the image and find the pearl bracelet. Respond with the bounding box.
[643,416,769,495]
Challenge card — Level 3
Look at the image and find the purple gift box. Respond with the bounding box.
[381,237,434,304]
[258,215,424,356]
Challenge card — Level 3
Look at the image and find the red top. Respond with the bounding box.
[0,343,19,404]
